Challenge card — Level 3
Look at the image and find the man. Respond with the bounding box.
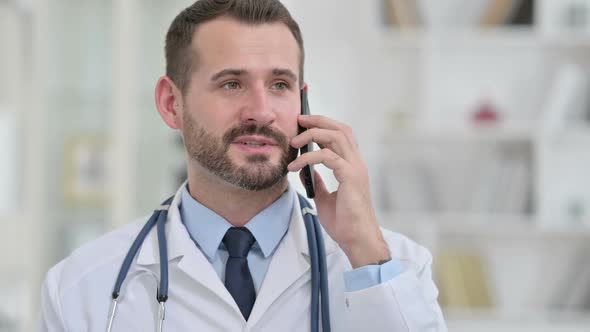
[40,0,447,331]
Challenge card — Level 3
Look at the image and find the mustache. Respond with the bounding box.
[223,123,289,148]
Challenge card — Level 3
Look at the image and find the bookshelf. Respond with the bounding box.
[356,0,590,329]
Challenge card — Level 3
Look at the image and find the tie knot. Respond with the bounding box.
[223,227,256,258]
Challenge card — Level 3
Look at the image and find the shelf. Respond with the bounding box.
[445,308,590,332]
[538,126,590,145]
[374,28,424,49]
[382,124,590,144]
[446,309,590,332]
[376,27,590,50]
[383,124,534,143]
[378,26,539,49]
[539,33,590,48]
[377,212,590,240]
[445,308,590,323]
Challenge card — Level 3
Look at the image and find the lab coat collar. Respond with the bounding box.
[246,193,339,327]
[136,182,191,265]
[136,182,339,265]
[135,181,340,323]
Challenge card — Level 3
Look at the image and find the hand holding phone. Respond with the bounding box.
[299,87,316,199]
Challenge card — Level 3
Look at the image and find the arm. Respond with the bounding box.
[343,234,447,331]
[343,259,405,292]
[289,115,446,331]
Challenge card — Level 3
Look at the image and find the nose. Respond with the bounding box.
[239,85,276,125]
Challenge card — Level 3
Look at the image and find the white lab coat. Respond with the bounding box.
[39,185,447,331]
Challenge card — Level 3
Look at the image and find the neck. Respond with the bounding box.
[185,162,289,227]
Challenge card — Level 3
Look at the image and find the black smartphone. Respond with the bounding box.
[299,87,316,199]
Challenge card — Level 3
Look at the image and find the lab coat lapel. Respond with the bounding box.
[135,184,341,325]
[136,187,242,318]
[171,206,242,317]
[246,195,338,327]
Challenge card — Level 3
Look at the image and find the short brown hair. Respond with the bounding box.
[165,0,305,94]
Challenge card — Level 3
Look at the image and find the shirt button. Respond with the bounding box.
[345,298,350,308]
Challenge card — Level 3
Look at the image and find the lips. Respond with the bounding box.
[233,136,278,146]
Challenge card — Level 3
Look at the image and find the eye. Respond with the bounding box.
[271,81,289,91]
[222,81,240,90]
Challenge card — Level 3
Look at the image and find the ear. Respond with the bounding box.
[155,76,183,129]
[301,82,308,93]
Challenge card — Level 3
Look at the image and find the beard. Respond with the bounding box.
[183,112,299,191]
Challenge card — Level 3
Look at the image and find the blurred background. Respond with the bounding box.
[2,0,590,331]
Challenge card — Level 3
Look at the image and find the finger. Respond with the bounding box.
[298,114,343,130]
[298,114,358,149]
[290,128,356,161]
[288,148,352,182]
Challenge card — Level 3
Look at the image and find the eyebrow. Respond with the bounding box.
[209,68,298,83]
[210,69,246,82]
[272,68,298,82]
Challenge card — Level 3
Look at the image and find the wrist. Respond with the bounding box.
[341,234,391,269]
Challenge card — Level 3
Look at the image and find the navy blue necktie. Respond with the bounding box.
[223,227,256,320]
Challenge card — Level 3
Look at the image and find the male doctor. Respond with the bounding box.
[40,0,447,331]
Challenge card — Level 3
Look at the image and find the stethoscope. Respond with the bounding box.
[106,193,331,332]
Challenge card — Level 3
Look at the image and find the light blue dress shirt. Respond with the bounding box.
[179,184,405,293]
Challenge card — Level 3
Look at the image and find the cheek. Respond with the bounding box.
[273,98,300,137]
[185,98,231,131]
[278,109,300,138]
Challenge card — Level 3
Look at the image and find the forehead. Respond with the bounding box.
[191,16,300,78]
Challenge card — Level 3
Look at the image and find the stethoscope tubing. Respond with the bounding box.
[107,194,331,332]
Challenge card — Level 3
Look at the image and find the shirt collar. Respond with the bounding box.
[179,184,294,261]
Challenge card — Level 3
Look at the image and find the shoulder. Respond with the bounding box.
[44,216,149,296]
